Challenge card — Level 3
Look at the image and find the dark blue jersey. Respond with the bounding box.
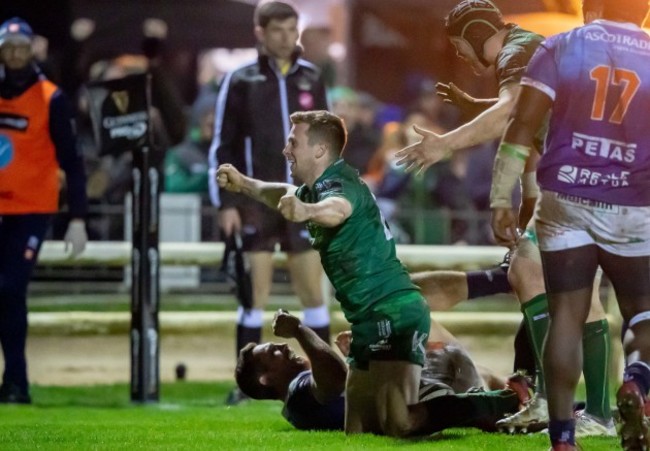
[282,370,344,431]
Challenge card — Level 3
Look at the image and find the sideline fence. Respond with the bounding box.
[39,241,507,271]
[37,240,624,383]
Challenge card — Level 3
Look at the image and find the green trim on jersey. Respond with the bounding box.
[496,25,544,91]
[295,159,419,324]
[523,227,539,247]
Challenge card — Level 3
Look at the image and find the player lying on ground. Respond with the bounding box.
[236,309,522,433]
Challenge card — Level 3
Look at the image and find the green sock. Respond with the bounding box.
[521,293,549,396]
[582,319,611,420]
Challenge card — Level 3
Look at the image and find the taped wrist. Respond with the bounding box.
[520,171,539,199]
[490,142,530,209]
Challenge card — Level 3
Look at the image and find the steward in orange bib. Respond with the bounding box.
[0,17,87,404]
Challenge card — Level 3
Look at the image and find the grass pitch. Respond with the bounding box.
[0,382,619,450]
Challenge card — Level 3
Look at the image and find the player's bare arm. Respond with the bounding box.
[445,81,520,150]
[490,86,552,247]
[278,195,352,227]
[216,163,296,209]
[272,310,347,403]
[395,82,520,174]
[436,82,498,120]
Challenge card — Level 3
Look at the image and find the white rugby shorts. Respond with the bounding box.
[535,190,650,257]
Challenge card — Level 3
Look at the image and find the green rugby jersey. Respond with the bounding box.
[497,24,548,152]
[295,159,419,323]
[496,25,544,91]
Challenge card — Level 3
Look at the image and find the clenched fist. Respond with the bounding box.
[272,309,301,338]
[216,164,243,192]
[278,193,309,222]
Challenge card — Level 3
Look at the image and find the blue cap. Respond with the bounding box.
[0,17,34,46]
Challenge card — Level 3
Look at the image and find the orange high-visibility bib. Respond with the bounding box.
[0,79,60,214]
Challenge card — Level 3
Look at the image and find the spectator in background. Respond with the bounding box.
[365,110,435,244]
[208,1,330,405]
[299,25,336,87]
[329,86,380,177]
[400,77,477,244]
[0,18,88,403]
[404,76,460,132]
[164,101,214,199]
[353,90,383,169]
[141,25,187,146]
[164,97,215,243]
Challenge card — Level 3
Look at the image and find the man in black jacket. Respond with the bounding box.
[208,1,330,405]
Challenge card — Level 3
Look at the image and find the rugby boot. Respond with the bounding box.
[617,381,650,451]
[496,393,549,434]
[573,410,616,437]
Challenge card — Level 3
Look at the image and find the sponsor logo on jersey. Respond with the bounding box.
[572,132,636,163]
[315,180,343,197]
[0,113,28,131]
[557,165,630,187]
[377,319,392,338]
[412,331,428,355]
[369,339,392,352]
[586,30,650,53]
[556,192,616,211]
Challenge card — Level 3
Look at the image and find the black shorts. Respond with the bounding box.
[239,202,312,253]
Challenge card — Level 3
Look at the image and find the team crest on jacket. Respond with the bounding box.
[299,92,314,110]
[297,78,313,91]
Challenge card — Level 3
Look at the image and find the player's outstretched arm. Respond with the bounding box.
[216,163,296,209]
[272,310,347,404]
[394,82,520,174]
[436,82,497,120]
[442,81,521,151]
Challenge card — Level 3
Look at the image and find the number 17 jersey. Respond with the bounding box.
[522,20,650,206]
